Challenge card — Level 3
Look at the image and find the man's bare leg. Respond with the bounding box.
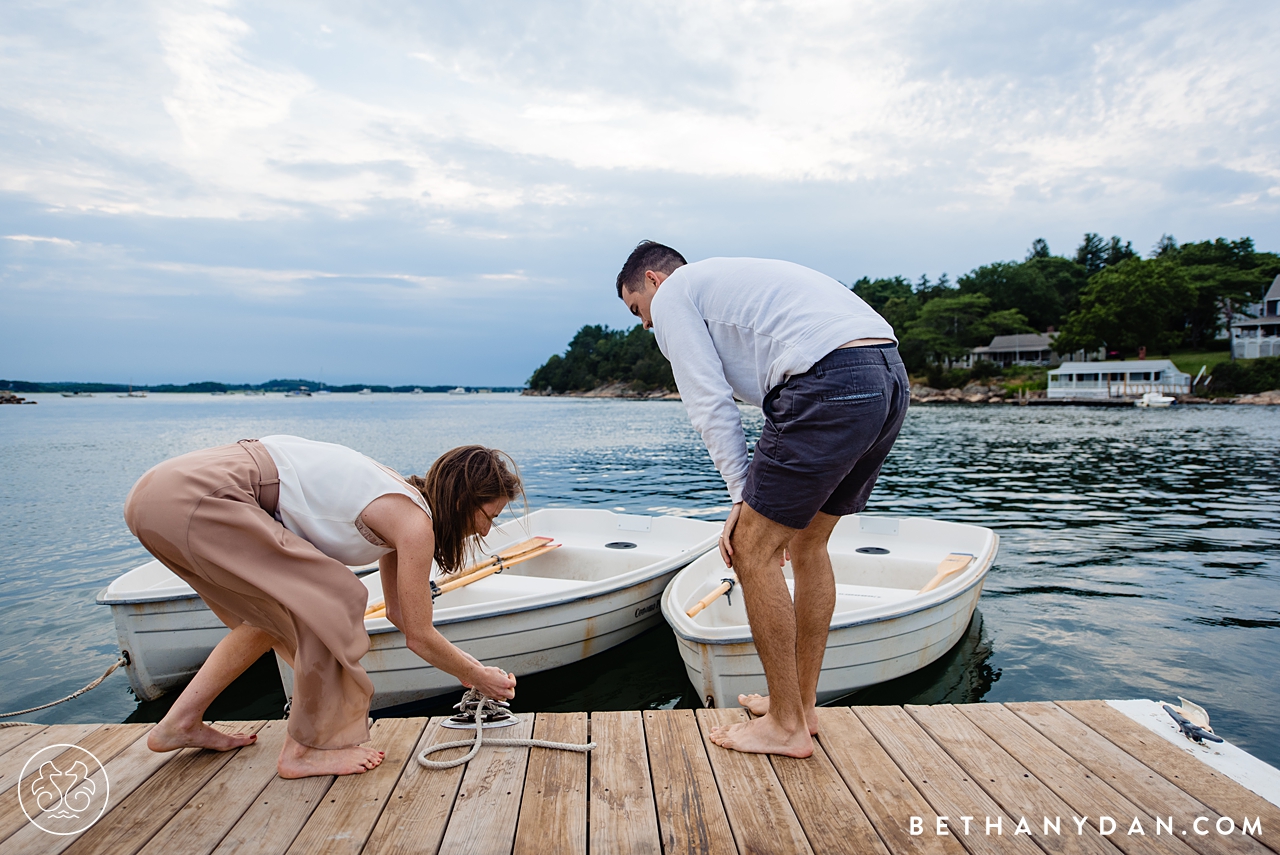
[148,623,275,752]
[707,504,813,757]
[737,511,839,735]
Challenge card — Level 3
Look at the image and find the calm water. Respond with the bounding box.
[2,394,1277,765]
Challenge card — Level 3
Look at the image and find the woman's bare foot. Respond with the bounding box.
[708,714,814,757]
[737,693,819,735]
[148,718,257,753]
[277,733,385,778]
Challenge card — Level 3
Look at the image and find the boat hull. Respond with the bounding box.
[97,558,376,701]
[103,585,227,701]
[277,567,678,709]
[661,514,999,708]
[672,574,988,707]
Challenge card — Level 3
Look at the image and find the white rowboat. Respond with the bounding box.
[97,560,379,701]
[100,509,719,706]
[661,514,999,708]
[276,509,720,709]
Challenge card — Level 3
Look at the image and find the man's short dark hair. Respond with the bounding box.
[615,241,687,298]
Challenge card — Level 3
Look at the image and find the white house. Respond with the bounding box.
[968,333,1059,367]
[963,332,1104,369]
[1230,275,1280,360]
[1047,360,1191,400]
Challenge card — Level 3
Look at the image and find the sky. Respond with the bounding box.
[2,0,1277,386]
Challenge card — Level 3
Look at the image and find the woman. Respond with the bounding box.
[124,436,520,778]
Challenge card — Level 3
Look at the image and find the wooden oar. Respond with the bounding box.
[686,577,736,618]
[363,536,552,617]
[918,553,975,594]
[365,543,561,621]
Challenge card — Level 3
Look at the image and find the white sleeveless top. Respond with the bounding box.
[258,435,432,565]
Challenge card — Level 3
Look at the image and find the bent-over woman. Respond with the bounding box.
[124,436,520,778]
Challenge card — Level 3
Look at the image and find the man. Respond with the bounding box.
[616,241,908,757]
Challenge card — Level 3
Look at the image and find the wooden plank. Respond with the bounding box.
[435,713,535,854]
[855,705,1042,855]
[1008,702,1271,855]
[0,723,149,847]
[817,707,966,855]
[768,732,891,855]
[908,705,1120,855]
[284,717,426,855]
[0,726,47,760]
[642,709,736,855]
[696,708,813,854]
[63,722,267,855]
[362,718,466,855]
[210,766,334,854]
[513,713,587,855]
[587,711,661,855]
[1059,701,1280,854]
[0,725,100,799]
[135,721,290,855]
[959,704,1202,855]
[1,724,177,855]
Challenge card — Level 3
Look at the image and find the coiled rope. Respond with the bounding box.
[417,688,596,769]
[0,655,128,727]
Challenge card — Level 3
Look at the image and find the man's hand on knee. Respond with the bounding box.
[719,502,743,567]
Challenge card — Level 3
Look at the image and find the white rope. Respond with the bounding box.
[417,689,596,770]
[0,655,128,727]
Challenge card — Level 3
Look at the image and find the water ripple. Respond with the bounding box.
[1,395,1277,765]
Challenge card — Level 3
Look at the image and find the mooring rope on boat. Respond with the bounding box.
[417,688,596,770]
[0,655,128,727]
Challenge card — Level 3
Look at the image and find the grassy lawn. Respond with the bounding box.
[1168,348,1234,377]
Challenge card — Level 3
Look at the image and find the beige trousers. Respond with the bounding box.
[123,440,374,750]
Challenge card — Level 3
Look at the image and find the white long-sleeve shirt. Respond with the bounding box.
[649,257,896,503]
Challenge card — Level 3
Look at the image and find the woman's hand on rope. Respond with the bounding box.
[470,665,516,700]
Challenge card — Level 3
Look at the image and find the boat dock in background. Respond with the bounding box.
[3,700,1277,854]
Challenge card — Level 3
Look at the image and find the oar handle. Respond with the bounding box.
[918,553,976,594]
[363,536,554,617]
[686,578,735,618]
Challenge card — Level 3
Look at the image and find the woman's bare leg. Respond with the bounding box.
[147,623,276,752]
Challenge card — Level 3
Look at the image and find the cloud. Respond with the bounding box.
[0,0,1277,383]
[5,234,77,246]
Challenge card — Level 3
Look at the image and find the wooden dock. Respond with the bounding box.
[2,702,1277,854]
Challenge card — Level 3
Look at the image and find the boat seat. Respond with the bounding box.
[435,573,587,607]
[832,583,916,606]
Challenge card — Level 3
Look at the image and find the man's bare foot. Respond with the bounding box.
[708,714,813,757]
[277,734,385,778]
[737,693,819,735]
[148,718,257,753]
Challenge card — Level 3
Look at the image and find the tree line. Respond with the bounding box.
[854,234,1278,374]
[526,233,1278,394]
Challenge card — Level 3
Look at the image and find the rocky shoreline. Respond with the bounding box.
[523,382,1280,406]
[909,383,1280,405]
[522,381,681,400]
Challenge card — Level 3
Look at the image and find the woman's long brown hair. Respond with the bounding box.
[406,446,523,574]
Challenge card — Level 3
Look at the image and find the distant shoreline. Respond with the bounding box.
[1,380,524,395]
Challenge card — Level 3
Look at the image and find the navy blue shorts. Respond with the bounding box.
[742,344,909,530]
